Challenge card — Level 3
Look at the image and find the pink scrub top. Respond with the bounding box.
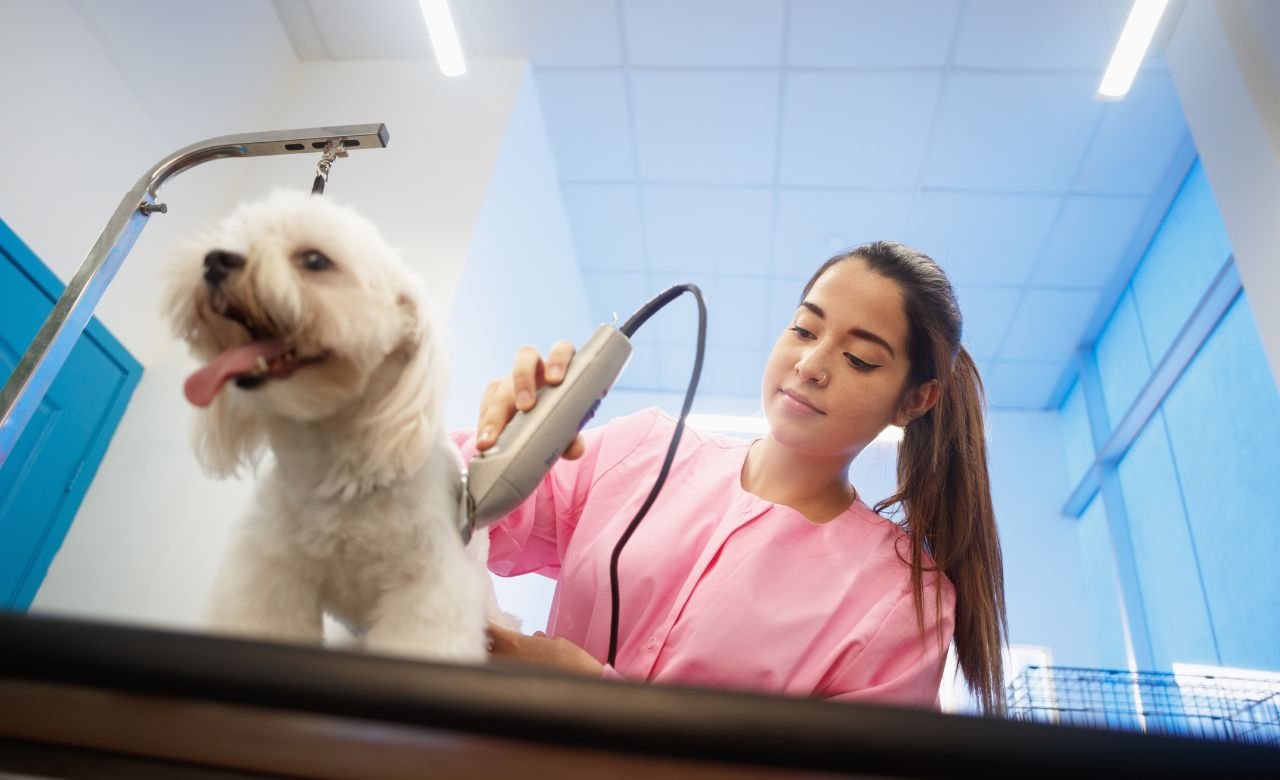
[454,408,955,708]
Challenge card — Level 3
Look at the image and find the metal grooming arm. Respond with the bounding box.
[0,124,390,467]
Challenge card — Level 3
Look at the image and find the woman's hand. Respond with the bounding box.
[487,623,604,677]
[475,340,585,459]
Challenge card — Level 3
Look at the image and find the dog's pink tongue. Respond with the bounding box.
[184,340,288,407]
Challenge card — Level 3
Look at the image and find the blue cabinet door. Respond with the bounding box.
[0,218,142,610]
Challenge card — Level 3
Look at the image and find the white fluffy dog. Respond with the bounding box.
[166,189,494,662]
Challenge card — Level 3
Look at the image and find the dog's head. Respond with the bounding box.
[167,190,442,483]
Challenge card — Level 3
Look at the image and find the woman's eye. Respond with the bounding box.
[789,325,814,339]
[845,352,879,371]
[300,250,334,271]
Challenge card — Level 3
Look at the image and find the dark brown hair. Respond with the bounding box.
[802,240,1008,715]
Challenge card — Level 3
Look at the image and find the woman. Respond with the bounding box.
[463,241,1007,714]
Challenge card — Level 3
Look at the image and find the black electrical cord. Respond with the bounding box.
[607,284,707,667]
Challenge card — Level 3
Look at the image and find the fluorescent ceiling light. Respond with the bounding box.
[686,413,904,444]
[418,0,467,77]
[1097,0,1169,100]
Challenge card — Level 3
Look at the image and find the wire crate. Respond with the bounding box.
[1006,666,1280,746]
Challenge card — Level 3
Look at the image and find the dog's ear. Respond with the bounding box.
[346,289,446,486]
[192,389,266,477]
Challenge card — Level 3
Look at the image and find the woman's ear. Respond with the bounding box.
[892,378,940,427]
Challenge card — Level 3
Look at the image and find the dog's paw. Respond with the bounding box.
[364,631,488,665]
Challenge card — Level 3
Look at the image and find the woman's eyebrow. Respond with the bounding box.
[799,301,896,359]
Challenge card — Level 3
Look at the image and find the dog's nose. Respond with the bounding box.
[203,250,246,285]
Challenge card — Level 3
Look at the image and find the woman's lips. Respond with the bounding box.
[779,388,824,415]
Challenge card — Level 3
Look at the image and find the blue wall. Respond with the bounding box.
[1062,160,1280,673]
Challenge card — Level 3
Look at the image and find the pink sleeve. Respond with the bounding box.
[451,410,658,580]
[819,579,957,709]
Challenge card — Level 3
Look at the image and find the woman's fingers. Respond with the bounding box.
[475,379,512,451]
[511,345,544,412]
[562,434,586,460]
[485,624,604,677]
[475,341,580,453]
[544,339,576,384]
[486,623,521,654]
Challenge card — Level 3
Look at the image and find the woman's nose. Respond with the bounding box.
[795,352,830,388]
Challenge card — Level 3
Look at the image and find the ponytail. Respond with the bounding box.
[875,345,1007,715]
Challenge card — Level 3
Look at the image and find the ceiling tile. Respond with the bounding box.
[975,360,994,386]
[787,0,962,68]
[647,270,717,345]
[658,342,699,389]
[581,270,649,328]
[643,186,774,275]
[273,0,1191,409]
[631,71,779,184]
[1073,74,1189,195]
[709,276,774,349]
[1030,195,1147,288]
[713,345,770,398]
[906,192,1061,286]
[954,0,1114,70]
[984,360,1070,410]
[772,190,913,276]
[664,343,767,397]
[999,288,1101,361]
[616,344,662,389]
[628,325,662,354]
[648,269,718,295]
[779,72,943,187]
[535,71,635,180]
[767,278,804,341]
[953,286,1023,361]
[623,0,786,66]
[924,73,1102,191]
[561,184,645,271]
[457,0,622,67]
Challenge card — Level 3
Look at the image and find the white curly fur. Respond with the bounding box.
[166,190,507,662]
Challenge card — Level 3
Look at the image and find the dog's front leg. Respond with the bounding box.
[206,527,325,645]
[363,552,488,664]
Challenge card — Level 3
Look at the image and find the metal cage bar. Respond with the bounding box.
[1008,665,1280,746]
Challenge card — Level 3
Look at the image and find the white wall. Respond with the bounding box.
[0,0,297,363]
[1,0,297,627]
[986,410,1102,668]
[444,66,594,630]
[1166,0,1280,387]
[445,67,592,430]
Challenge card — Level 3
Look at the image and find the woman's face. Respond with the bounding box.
[761,258,923,461]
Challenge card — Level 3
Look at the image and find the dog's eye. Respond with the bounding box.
[300,250,334,272]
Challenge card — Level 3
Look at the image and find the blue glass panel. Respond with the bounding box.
[1161,293,1280,670]
[1095,288,1153,428]
[1060,376,1094,489]
[1131,160,1233,363]
[1117,409,1218,668]
[1076,495,1130,669]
